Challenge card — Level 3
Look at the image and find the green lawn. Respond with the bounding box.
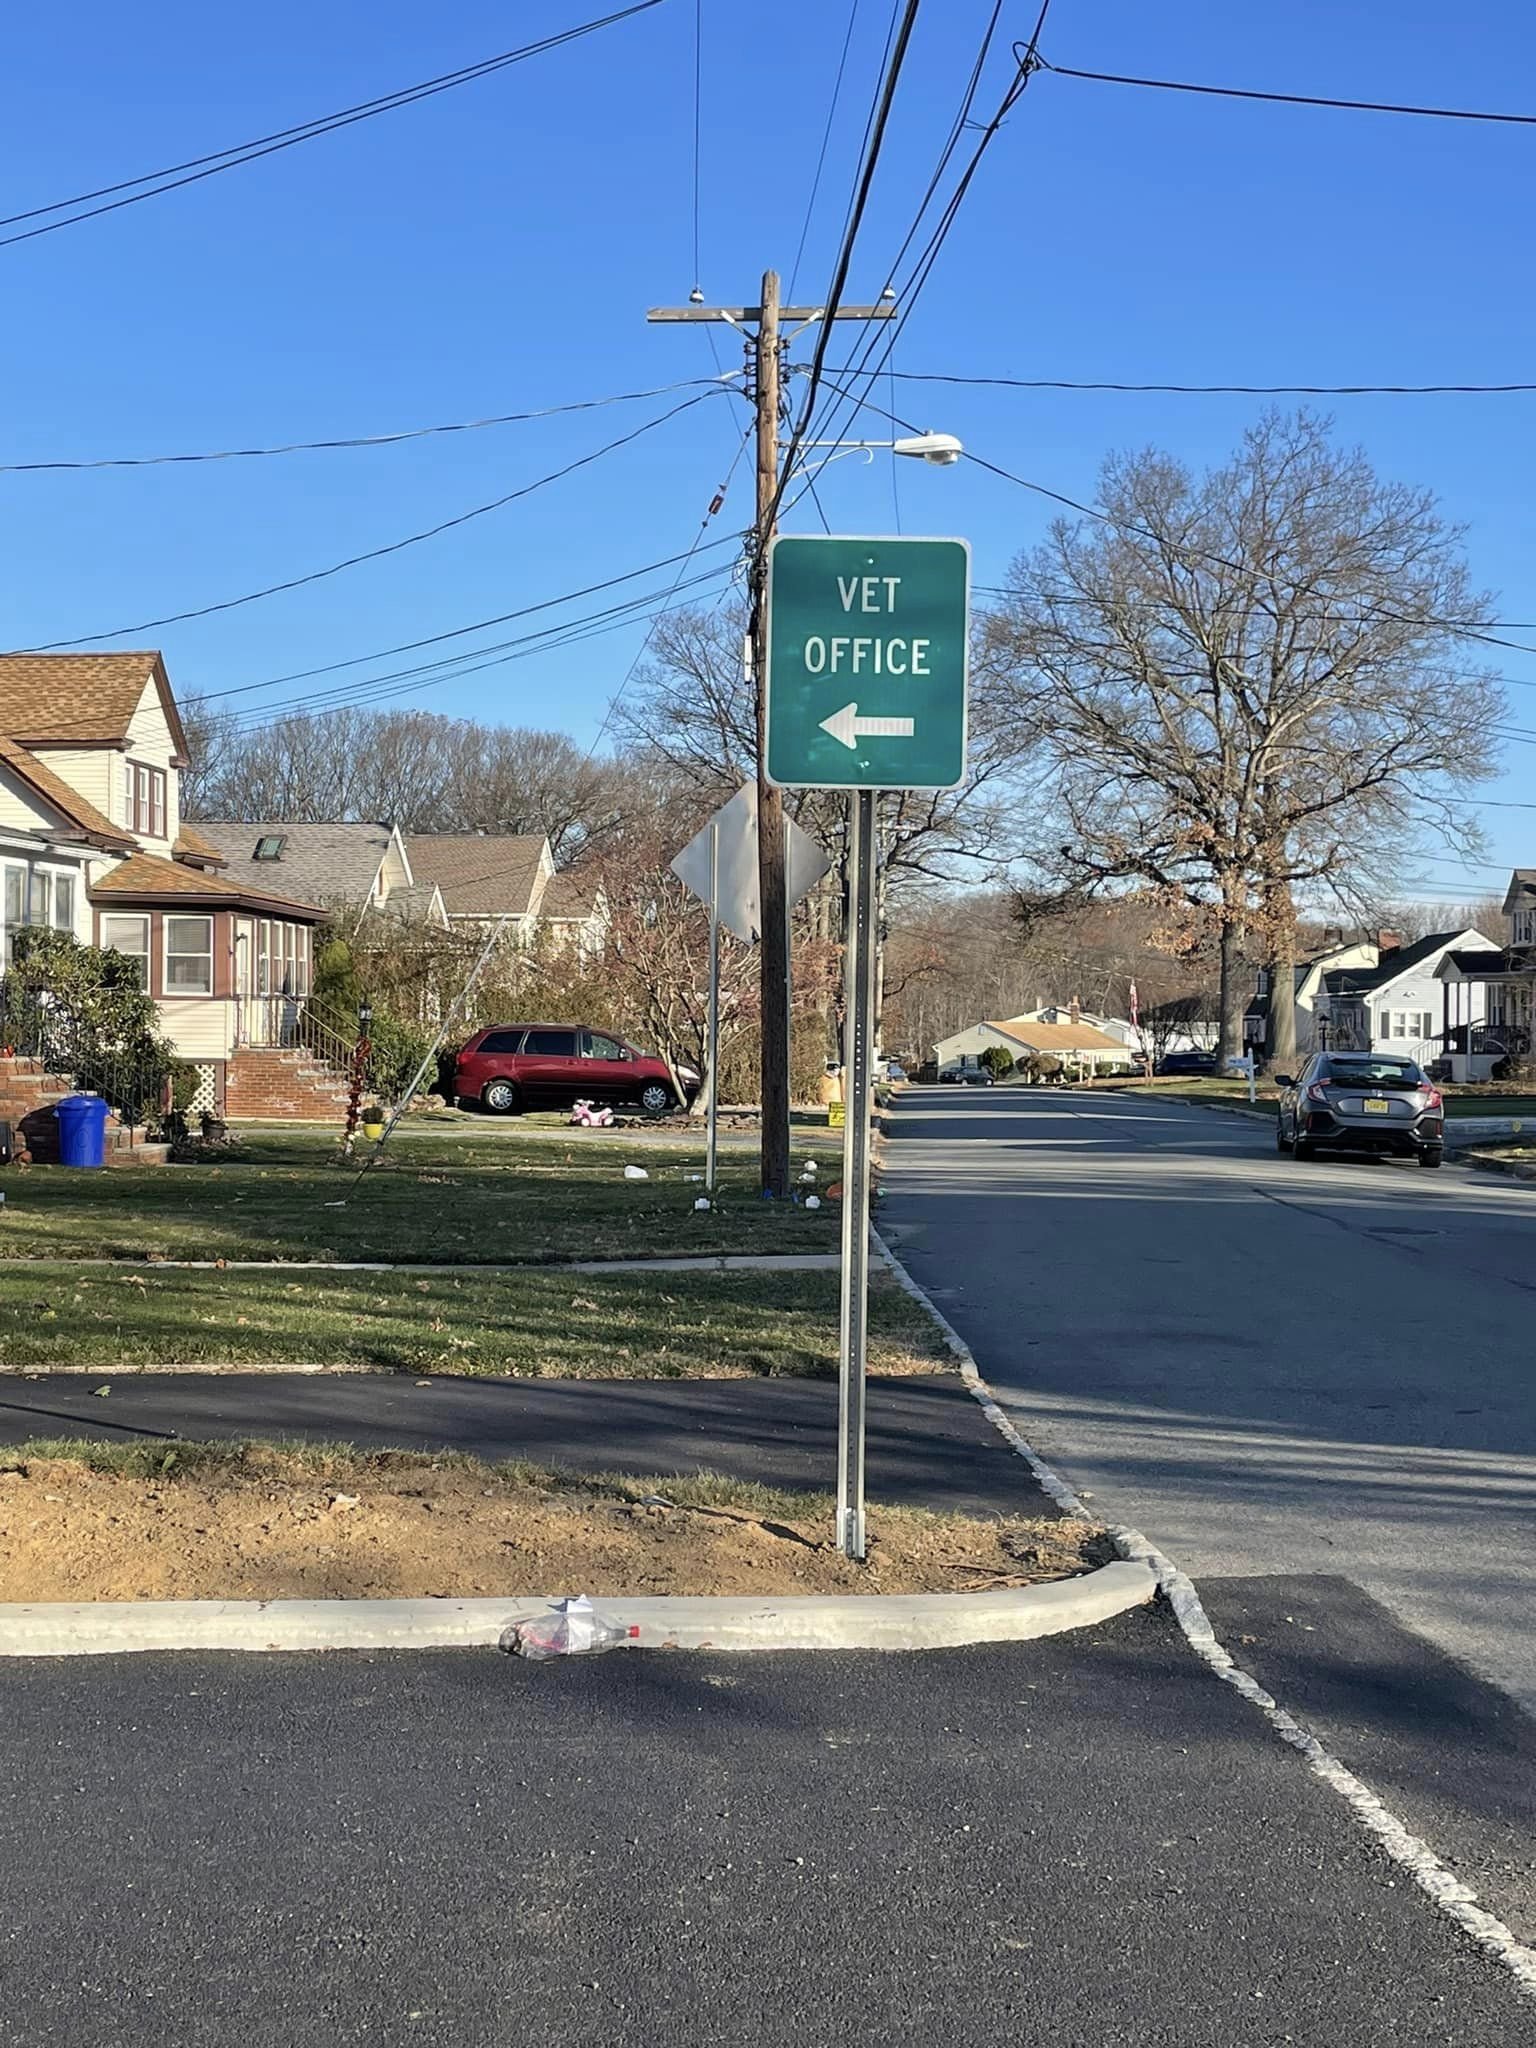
[0,1125,844,1265]
[0,1265,940,1377]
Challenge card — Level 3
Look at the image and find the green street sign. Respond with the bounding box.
[764,534,971,790]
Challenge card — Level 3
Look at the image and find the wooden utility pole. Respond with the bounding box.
[751,270,791,1198]
[647,280,895,1197]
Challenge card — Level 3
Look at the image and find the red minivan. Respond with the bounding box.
[452,1024,700,1117]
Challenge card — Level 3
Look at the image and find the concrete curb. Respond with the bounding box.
[0,1567,1156,1658]
[1461,1149,1536,1182]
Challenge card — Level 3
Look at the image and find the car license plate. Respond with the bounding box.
[1363,1097,1390,1114]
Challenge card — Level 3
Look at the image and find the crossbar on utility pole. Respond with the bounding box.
[647,281,896,1200]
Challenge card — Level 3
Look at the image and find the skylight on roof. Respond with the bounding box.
[253,834,286,860]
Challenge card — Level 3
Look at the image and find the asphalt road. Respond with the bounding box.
[2,1614,1530,2047]
[882,1087,1536,1712]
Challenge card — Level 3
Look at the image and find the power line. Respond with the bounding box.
[586,421,754,754]
[879,368,1536,398]
[1041,59,1536,130]
[0,541,745,748]
[825,375,1536,661]
[1,4,664,251]
[1,376,734,475]
[691,0,704,289]
[211,561,738,736]
[798,7,1050,465]
[200,538,743,702]
[773,0,924,525]
[969,580,1536,642]
[786,0,863,300]
[29,390,721,650]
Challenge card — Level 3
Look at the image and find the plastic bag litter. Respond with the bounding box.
[501,1595,639,1661]
[804,1195,821,1209]
[623,1164,649,1180]
[693,1196,711,1211]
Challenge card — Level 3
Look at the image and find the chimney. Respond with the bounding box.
[1322,925,1344,949]
[1376,929,1402,958]
[1069,995,1081,1026]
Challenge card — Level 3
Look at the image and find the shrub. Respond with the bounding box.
[979,1045,1015,1078]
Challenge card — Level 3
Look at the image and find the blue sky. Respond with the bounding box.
[5,0,1535,898]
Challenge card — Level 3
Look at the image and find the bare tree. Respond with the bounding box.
[182,704,637,862]
[978,412,1505,1059]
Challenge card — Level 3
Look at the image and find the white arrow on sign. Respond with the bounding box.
[818,702,916,751]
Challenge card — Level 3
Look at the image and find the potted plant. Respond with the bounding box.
[360,1102,386,1141]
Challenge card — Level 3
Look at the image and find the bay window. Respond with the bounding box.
[165,914,214,995]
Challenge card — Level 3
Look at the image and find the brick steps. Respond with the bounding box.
[225,1048,353,1122]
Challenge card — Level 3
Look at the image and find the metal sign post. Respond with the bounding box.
[706,820,721,1194]
[837,789,878,1560]
[761,533,970,1561]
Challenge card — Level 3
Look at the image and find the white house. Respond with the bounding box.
[1317,927,1498,1066]
[0,654,332,1119]
[1433,872,1536,1079]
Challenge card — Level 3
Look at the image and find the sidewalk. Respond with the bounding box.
[0,1370,1046,1516]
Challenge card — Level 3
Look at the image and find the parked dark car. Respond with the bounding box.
[1275,1052,1444,1168]
[939,1064,995,1087]
[452,1025,700,1117]
[1153,1050,1218,1077]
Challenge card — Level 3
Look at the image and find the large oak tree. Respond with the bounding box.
[978,412,1505,1059]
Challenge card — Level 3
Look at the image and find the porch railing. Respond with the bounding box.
[233,994,369,1084]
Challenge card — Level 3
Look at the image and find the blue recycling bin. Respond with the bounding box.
[56,1093,110,1169]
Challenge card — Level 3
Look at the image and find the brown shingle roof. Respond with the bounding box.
[988,1016,1127,1054]
[0,652,189,760]
[171,822,228,866]
[541,871,599,920]
[0,735,134,850]
[406,833,548,916]
[91,851,324,917]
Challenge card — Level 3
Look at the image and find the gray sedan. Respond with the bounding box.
[1275,1052,1444,1168]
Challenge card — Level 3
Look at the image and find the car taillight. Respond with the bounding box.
[1307,1083,1330,1103]
[1423,1087,1443,1111]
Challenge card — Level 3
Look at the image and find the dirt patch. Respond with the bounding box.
[0,1445,1106,1602]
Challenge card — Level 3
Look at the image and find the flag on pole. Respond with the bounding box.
[1128,979,1140,1029]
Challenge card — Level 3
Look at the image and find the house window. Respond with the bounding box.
[100,914,150,990]
[31,869,76,933]
[165,915,214,995]
[127,763,168,838]
[1382,1009,1434,1042]
[256,919,271,995]
[253,835,286,861]
[1515,909,1536,946]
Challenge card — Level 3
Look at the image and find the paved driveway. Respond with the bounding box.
[883,1087,1536,1712]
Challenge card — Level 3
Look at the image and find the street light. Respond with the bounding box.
[357,998,373,1037]
[795,430,963,466]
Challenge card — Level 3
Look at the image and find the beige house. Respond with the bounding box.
[0,654,332,1118]
[406,833,606,955]
[933,1015,1131,1077]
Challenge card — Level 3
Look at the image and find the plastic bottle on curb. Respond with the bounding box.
[501,1595,639,1660]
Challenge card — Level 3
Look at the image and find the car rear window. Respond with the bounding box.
[476,1030,525,1055]
[523,1029,578,1056]
[1325,1060,1422,1089]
